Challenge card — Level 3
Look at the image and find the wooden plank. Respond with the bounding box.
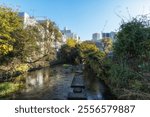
[67,92,87,100]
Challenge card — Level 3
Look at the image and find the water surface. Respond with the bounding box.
[11,66,74,100]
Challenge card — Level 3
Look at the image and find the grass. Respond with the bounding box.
[112,88,150,100]
[0,82,24,98]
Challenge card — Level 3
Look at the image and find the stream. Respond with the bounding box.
[7,65,107,100]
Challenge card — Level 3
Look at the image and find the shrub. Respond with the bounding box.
[114,16,150,71]
[109,63,142,87]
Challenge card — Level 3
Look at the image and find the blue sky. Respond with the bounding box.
[0,0,150,40]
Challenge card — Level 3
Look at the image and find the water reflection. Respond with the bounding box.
[6,65,108,100]
[84,70,105,100]
[85,78,104,100]
[11,66,74,100]
[24,68,51,93]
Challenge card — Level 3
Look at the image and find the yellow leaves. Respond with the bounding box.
[14,64,29,73]
[0,6,22,59]
[66,38,77,47]
[79,42,99,53]
[0,7,21,33]
[0,44,13,55]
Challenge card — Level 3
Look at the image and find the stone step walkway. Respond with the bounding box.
[71,74,85,88]
[68,68,87,100]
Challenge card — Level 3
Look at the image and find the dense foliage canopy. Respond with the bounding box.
[0,6,62,71]
[114,17,150,69]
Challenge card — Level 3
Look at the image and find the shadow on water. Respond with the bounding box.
[8,66,74,100]
[84,75,105,100]
[84,69,115,100]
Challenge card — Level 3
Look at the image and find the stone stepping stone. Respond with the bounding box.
[71,75,85,88]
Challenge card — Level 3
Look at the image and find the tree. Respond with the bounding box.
[114,16,150,70]
[77,41,99,60]
[58,38,78,64]
[101,38,112,54]
[58,40,100,64]
[66,38,77,48]
[0,17,41,64]
[39,20,62,60]
[0,6,21,57]
[11,25,39,62]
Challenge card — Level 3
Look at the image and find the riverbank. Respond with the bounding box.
[0,60,53,82]
[83,51,150,100]
[0,73,26,98]
[87,61,150,99]
[0,64,75,99]
[0,60,51,98]
[109,72,150,100]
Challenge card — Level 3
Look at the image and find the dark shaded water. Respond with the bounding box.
[85,75,105,100]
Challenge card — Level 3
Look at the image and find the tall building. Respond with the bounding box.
[61,27,80,42]
[92,33,100,42]
[102,33,110,38]
[18,12,37,27]
[110,31,116,40]
[102,31,116,41]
